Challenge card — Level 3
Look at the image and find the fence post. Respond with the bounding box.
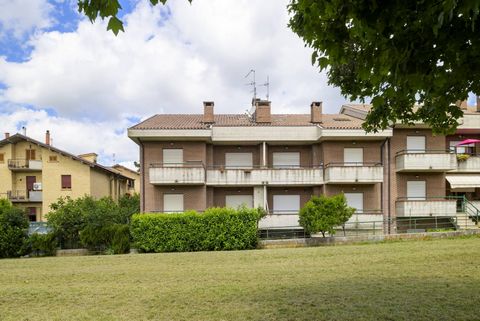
[435,216,438,229]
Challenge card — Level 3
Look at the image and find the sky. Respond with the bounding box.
[0,0,349,168]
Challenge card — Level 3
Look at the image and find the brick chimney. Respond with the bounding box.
[254,100,271,123]
[4,132,9,139]
[203,101,214,123]
[310,101,322,123]
[456,100,468,110]
[45,130,50,146]
[477,96,480,112]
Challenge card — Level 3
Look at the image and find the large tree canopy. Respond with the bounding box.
[80,0,480,133]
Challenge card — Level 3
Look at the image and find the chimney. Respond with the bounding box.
[78,153,98,163]
[203,101,214,123]
[456,100,468,110]
[45,130,50,146]
[254,100,271,123]
[22,126,26,136]
[310,101,322,123]
[4,132,9,139]
[477,96,480,112]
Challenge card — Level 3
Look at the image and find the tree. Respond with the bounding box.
[78,1,480,133]
[299,194,355,237]
[288,0,480,134]
[0,199,29,258]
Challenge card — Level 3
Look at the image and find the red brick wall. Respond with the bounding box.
[212,187,254,207]
[267,145,313,167]
[321,140,383,165]
[325,184,381,211]
[212,145,261,167]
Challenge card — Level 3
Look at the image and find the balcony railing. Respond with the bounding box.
[8,159,42,171]
[324,162,383,184]
[395,197,458,217]
[7,190,42,202]
[395,150,456,172]
[454,154,480,172]
[149,162,205,185]
[206,165,324,186]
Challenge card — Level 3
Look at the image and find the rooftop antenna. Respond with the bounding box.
[244,69,256,101]
[112,153,116,165]
[260,76,270,101]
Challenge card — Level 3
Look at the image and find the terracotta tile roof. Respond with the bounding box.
[131,113,364,130]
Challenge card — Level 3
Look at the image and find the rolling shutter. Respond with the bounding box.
[163,149,183,166]
[226,195,253,209]
[164,194,184,213]
[407,181,426,200]
[225,153,253,168]
[272,152,300,168]
[344,148,363,165]
[273,195,300,214]
[344,193,363,213]
[407,136,426,153]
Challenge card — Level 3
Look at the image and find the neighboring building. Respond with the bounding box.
[0,132,130,222]
[111,164,140,195]
[128,99,480,232]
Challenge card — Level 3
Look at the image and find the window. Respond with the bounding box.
[164,194,184,213]
[344,148,363,166]
[163,149,183,166]
[61,175,72,189]
[226,195,253,209]
[272,152,300,168]
[26,149,36,160]
[225,153,253,169]
[407,181,426,200]
[449,141,474,154]
[127,179,135,189]
[0,153,4,163]
[273,195,300,214]
[406,136,426,153]
[49,155,58,162]
[27,207,37,222]
[344,193,364,213]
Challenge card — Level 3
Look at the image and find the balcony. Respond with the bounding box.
[258,210,300,229]
[324,163,383,184]
[206,166,324,186]
[395,150,456,172]
[395,198,457,217]
[8,159,42,171]
[7,190,43,202]
[149,162,205,185]
[454,154,480,172]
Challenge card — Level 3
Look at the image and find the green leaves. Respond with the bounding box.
[107,16,124,36]
[289,0,480,133]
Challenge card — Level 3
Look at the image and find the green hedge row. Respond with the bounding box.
[130,207,262,252]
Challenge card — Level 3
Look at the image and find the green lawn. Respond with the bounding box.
[1,237,480,321]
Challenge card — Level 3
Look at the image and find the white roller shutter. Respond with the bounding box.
[226,195,253,209]
[225,153,253,168]
[407,136,426,153]
[273,195,300,214]
[344,148,363,165]
[164,194,184,213]
[163,149,183,166]
[344,193,363,213]
[273,152,300,168]
[407,181,426,200]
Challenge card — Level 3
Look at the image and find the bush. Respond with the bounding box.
[0,199,29,258]
[130,207,262,252]
[109,224,130,254]
[299,194,355,237]
[29,233,57,257]
[80,224,130,254]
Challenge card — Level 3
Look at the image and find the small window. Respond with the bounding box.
[26,149,36,160]
[128,179,135,188]
[49,155,58,162]
[164,194,184,213]
[28,207,37,222]
[0,153,4,163]
[61,175,72,189]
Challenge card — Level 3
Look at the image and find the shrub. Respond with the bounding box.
[456,154,470,162]
[109,224,130,254]
[0,199,29,258]
[80,224,130,254]
[299,194,355,237]
[29,233,57,257]
[130,207,262,252]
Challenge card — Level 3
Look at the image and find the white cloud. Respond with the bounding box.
[0,0,53,38]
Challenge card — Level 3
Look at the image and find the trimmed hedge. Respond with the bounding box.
[130,207,262,252]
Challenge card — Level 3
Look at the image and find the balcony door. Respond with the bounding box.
[272,152,300,168]
[226,195,253,209]
[26,176,36,199]
[273,195,300,214]
[225,153,253,169]
[344,148,363,166]
[344,193,363,213]
[407,181,426,200]
[163,149,183,167]
[407,136,426,153]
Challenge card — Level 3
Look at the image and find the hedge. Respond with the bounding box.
[130,207,262,252]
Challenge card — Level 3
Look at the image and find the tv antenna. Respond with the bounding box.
[244,69,256,101]
[260,76,270,101]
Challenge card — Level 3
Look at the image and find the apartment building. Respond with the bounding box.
[0,132,132,221]
[128,99,480,232]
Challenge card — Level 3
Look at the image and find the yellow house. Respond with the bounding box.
[110,164,140,195]
[0,131,130,222]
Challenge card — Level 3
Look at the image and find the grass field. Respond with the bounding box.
[1,237,480,321]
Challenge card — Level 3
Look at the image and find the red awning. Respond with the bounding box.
[455,139,480,146]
